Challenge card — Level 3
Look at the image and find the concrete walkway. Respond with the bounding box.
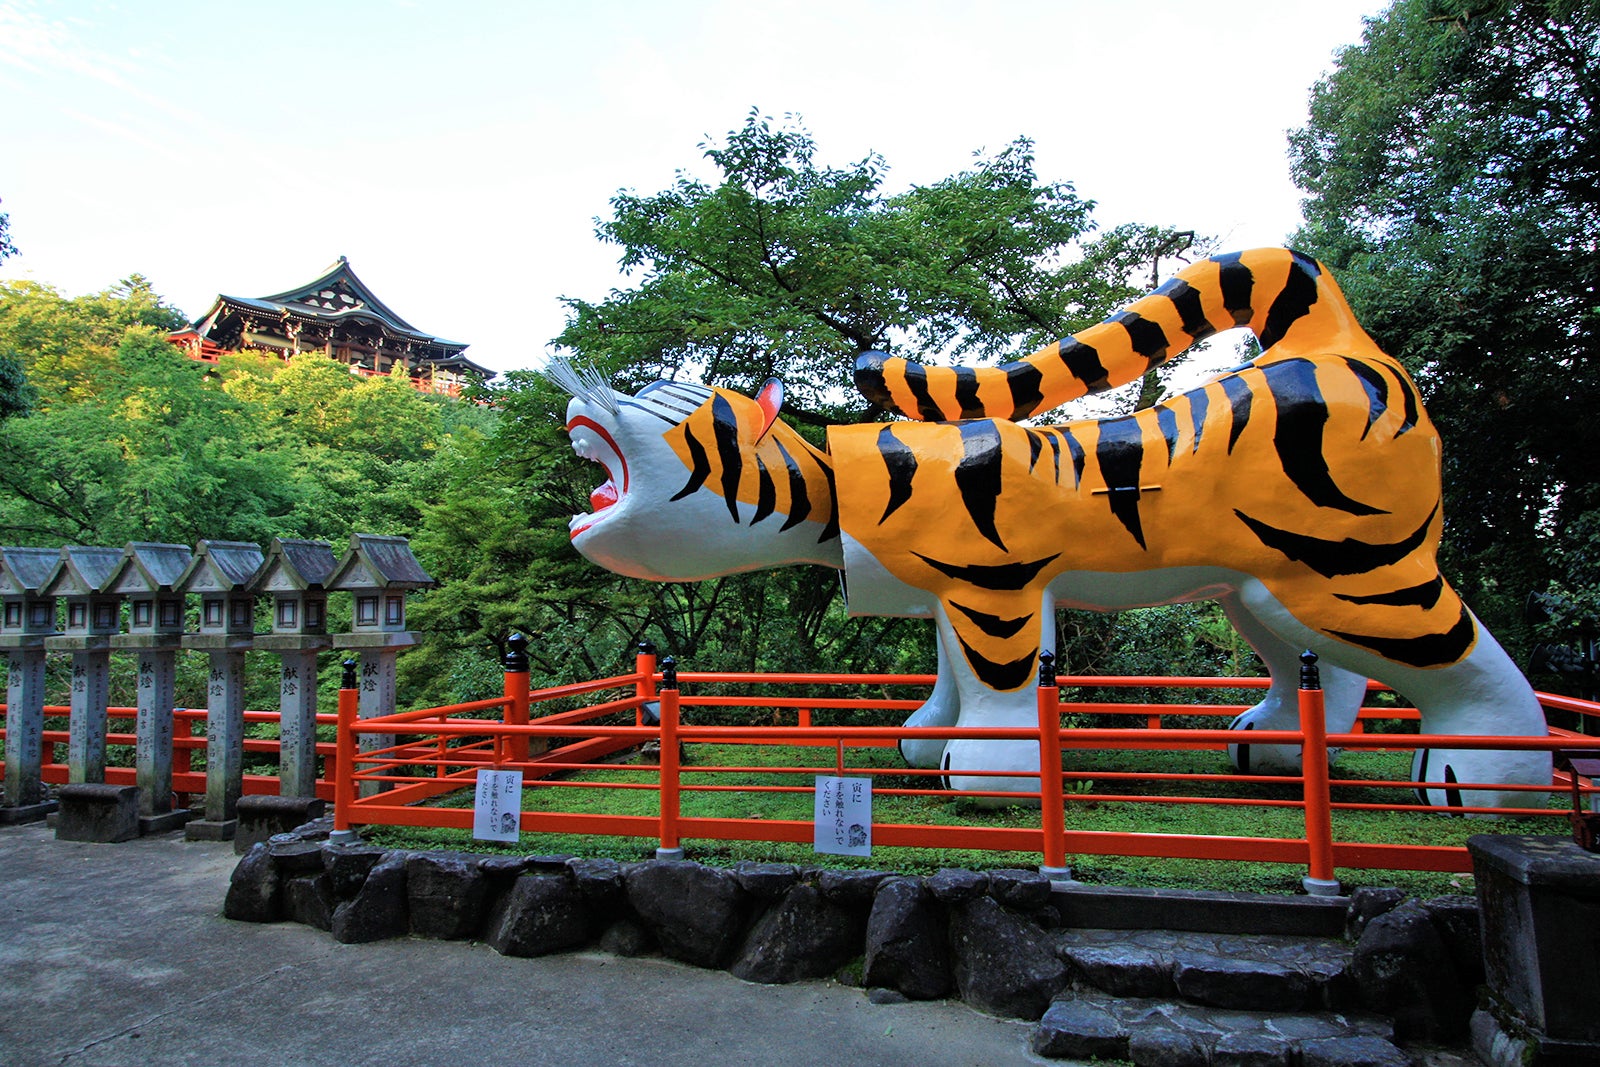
[0,823,1038,1066]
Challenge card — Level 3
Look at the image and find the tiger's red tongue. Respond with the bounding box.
[590,480,619,512]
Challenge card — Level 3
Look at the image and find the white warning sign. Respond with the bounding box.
[473,768,523,843]
[814,776,872,857]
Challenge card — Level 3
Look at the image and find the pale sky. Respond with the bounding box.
[0,0,1385,380]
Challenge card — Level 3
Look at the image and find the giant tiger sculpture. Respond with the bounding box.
[551,248,1549,810]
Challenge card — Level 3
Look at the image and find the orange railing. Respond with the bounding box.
[1,705,340,804]
[327,649,1600,886]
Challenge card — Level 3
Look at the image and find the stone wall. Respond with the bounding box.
[226,816,1488,1041]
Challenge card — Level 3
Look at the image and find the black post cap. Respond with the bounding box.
[1038,650,1056,688]
[1299,649,1321,690]
[660,656,678,691]
[341,659,358,689]
[503,632,530,673]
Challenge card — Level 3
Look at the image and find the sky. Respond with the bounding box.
[0,0,1387,380]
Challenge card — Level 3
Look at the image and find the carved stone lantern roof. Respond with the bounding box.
[329,533,434,647]
[0,546,64,644]
[108,542,193,647]
[254,538,337,648]
[177,540,264,648]
[42,545,125,647]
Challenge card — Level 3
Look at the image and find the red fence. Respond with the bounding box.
[328,650,1600,887]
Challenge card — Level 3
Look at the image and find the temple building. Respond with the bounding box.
[169,257,491,397]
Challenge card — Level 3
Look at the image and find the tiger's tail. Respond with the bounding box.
[854,248,1376,422]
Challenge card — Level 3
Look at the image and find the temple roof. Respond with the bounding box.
[180,258,490,378]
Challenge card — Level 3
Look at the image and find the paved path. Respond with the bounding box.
[0,823,1039,1066]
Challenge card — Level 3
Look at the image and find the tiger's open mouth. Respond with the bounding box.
[566,415,628,540]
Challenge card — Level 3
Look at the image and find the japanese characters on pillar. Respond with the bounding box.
[253,538,338,800]
[42,546,124,787]
[0,546,61,822]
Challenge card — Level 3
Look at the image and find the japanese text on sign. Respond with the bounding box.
[813,776,871,857]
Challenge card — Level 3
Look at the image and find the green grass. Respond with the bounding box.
[357,741,1565,897]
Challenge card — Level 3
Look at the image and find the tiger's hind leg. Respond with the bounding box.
[900,635,959,769]
[1221,592,1370,776]
[1237,580,1550,812]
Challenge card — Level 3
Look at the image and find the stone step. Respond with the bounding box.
[1030,990,1407,1066]
[1055,927,1357,1013]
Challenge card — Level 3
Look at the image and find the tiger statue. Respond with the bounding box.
[550,248,1550,810]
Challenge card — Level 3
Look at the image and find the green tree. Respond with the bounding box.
[417,112,1208,687]
[1288,0,1600,666]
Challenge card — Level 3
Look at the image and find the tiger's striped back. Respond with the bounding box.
[855,248,1374,422]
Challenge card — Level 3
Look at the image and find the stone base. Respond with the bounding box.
[233,795,327,854]
[138,808,197,835]
[54,784,140,843]
[184,818,238,842]
[0,799,58,825]
[1473,1008,1600,1066]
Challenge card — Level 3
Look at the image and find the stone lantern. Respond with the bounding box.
[0,546,62,823]
[107,542,193,832]
[42,546,125,786]
[177,540,264,840]
[252,538,336,799]
[329,534,435,792]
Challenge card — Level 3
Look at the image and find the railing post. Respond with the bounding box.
[329,659,360,845]
[1298,650,1340,896]
[503,633,532,763]
[634,641,657,726]
[656,656,683,861]
[1037,651,1071,882]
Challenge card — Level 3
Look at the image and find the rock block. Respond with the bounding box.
[729,882,865,984]
[625,861,747,969]
[331,852,408,944]
[406,852,493,940]
[1351,899,1473,1041]
[223,842,282,923]
[862,877,950,1000]
[950,896,1067,1020]
[54,783,140,843]
[485,872,590,958]
[1030,998,1130,1060]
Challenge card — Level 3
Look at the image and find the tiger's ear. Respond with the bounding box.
[754,379,784,442]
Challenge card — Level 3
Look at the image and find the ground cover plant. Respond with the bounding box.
[359,739,1564,897]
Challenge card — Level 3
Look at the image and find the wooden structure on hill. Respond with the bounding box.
[169,257,490,397]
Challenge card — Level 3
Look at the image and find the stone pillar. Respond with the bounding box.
[47,638,112,784]
[331,632,416,799]
[254,640,329,799]
[110,634,191,833]
[1,642,52,822]
[182,637,250,840]
[1468,834,1600,1066]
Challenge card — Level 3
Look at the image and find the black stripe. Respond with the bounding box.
[1233,504,1438,579]
[711,394,743,523]
[774,439,812,531]
[954,368,985,420]
[1156,278,1215,341]
[1096,417,1147,548]
[1214,252,1255,326]
[1005,362,1045,421]
[1155,405,1179,463]
[1187,388,1209,453]
[1218,375,1253,453]
[956,421,1007,551]
[948,600,1031,640]
[853,351,894,409]
[1061,427,1086,488]
[1025,429,1043,473]
[817,462,840,543]
[1046,432,1062,484]
[903,363,947,422]
[1341,357,1389,441]
[1059,337,1110,393]
[1258,252,1321,350]
[752,456,776,525]
[1260,359,1385,516]
[1111,311,1170,368]
[670,426,713,501]
[1334,576,1445,609]
[1391,369,1421,437]
[878,425,917,524]
[953,632,1040,692]
[1328,608,1475,669]
[913,552,1061,591]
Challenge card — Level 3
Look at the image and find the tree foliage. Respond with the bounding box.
[1288,0,1600,665]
